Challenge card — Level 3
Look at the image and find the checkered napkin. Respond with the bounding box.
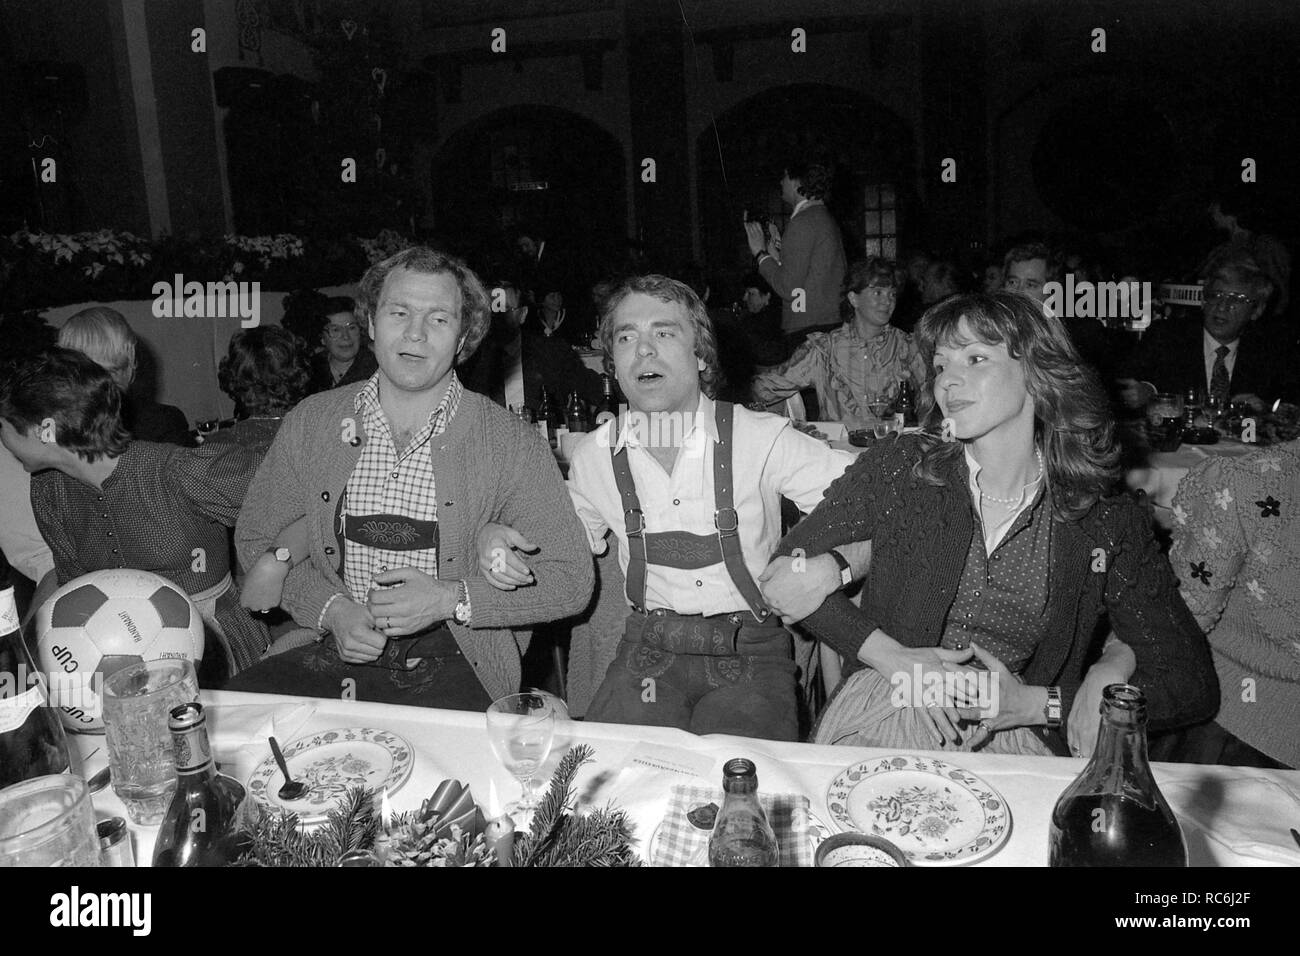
[653,783,813,867]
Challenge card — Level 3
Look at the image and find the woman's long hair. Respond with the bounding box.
[912,292,1120,520]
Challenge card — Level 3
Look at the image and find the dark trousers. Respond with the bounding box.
[224,625,493,711]
[586,610,798,741]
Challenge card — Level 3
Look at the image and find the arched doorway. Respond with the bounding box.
[430,106,626,293]
[697,83,916,290]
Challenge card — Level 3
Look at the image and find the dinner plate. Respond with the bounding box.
[825,754,1010,865]
[246,727,414,824]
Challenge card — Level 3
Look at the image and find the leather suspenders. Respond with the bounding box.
[609,402,771,622]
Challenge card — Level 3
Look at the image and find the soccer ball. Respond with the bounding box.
[35,569,205,734]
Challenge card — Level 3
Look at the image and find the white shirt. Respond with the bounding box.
[965,446,1043,555]
[1203,329,1239,393]
[791,197,823,219]
[0,445,54,584]
[566,395,854,615]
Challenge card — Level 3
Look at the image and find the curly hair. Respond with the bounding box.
[597,274,723,399]
[218,326,311,417]
[0,348,131,462]
[785,154,834,202]
[355,247,492,364]
[912,292,1120,520]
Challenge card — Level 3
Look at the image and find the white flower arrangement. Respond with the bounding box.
[9,228,152,277]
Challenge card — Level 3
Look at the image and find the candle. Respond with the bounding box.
[373,787,393,866]
[484,814,515,867]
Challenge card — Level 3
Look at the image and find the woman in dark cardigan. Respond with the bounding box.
[766,292,1217,757]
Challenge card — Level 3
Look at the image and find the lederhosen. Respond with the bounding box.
[584,402,799,740]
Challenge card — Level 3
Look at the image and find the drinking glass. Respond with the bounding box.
[486,692,556,818]
[102,658,199,825]
[0,774,101,867]
[867,393,892,422]
[1147,392,1183,426]
[873,421,892,440]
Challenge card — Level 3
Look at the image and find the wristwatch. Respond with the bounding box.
[1045,686,1063,729]
[266,546,291,564]
[452,579,472,625]
[828,550,852,589]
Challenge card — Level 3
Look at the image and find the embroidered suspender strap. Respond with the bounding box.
[712,402,771,622]
[610,444,649,611]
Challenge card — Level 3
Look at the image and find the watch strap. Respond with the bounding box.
[828,549,852,588]
[1045,685,1063,729]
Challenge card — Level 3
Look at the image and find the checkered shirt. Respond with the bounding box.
[342,373,462,602]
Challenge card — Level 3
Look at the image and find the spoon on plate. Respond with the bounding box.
[269,736,307,800]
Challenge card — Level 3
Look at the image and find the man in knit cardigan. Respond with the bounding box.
[744,153,847,350]
[230,248,593,706]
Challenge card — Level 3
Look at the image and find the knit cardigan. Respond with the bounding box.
[777,436,1218,750]
[234,383,594,701]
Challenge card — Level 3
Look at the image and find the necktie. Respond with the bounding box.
[1210,345,1230,407]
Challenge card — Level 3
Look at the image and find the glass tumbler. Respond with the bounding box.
[102,659,199,825]
[0,774,101,867]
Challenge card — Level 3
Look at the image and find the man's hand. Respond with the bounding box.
[322,596,387,664]
[765,221,782,260]
[858,629,977,746]
[1069,636,1137,758]
[367,568,460,635]
[743,214,767,256]
[477,522,537,591]
[758,553,839,624]
[240,551,290,612]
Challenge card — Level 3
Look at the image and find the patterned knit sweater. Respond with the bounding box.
[234,383,594,700]
[1168,438,1300,767]
[777,435,1218,748]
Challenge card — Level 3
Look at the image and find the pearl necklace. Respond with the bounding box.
[979,448,1044,506]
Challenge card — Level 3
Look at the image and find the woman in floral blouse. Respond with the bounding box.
[750,258,927,421]
[1166,439,1299,769]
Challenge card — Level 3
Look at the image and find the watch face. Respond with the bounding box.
[274,547,291,562]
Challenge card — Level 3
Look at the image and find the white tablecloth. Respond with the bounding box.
[1126,441,1259,528]
[75,691,1300,867]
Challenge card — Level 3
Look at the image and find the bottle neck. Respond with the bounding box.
[1089,705,1154,786]
[171,721,217,779]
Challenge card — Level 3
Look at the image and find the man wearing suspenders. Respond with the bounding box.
[482,275,860,740]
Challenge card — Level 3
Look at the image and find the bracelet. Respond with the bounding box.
[316,591,347,631]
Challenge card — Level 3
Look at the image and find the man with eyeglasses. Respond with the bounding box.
[308,297,378,394]
[1120,255,1300,411]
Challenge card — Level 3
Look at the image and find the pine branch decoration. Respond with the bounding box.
[235,786,378,867]
[512,744,641,868]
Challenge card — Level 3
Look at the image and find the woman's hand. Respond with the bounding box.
[1068,636,1137,758]
[477,521,536,591]
[961,643,1045,751]
[859,629,976,747]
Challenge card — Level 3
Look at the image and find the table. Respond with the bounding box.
[74,690,1300,867]
[1126,440,1259,527]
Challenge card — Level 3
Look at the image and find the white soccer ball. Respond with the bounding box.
[35,569,205,733]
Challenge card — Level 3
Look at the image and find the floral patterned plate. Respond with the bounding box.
[825,754,1011,865]
[246,728,414,824]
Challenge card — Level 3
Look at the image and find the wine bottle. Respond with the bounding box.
[895,378,917,427]
[595,374,617,427]
[1048,684,1187,867]
[152,701,253,867]
[566,391,589,434]
[0,550,71,789]
[708,758,779,867]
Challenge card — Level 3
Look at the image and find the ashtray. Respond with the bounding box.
[847,429,875,447]
[815,832,910,867]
